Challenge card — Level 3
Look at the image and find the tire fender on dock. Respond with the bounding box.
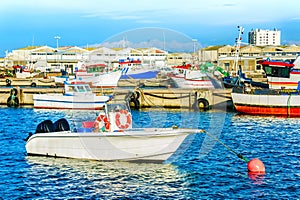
[193,98,210,111]
[125,91,140,110]
[6,79,11,86]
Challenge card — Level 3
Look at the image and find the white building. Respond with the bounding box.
[248,28,281,46]
[3,46,169,73]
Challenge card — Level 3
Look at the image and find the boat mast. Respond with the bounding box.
[233,26,244,73]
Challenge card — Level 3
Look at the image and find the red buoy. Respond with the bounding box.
[247,158,265,173]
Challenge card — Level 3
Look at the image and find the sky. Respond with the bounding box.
[1,0,300,57]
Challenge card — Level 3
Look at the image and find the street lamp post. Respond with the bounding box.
[54,35,61,49]
[192,39,198,62]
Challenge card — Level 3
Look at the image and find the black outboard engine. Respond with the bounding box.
[53,118,70,132]
[35,120,55,133]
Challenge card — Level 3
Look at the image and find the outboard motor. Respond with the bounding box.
[54,118,70,132]
[35,120,55,133]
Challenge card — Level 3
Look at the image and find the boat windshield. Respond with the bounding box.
[263,66,290,78]
[84,85,92,92]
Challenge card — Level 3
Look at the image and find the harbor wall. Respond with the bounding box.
[0,87,232,111]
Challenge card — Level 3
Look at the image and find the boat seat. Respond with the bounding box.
[82,121,95,128]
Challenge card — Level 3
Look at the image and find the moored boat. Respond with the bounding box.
[231,86,300,117]
[169,63,215,89]
[258,56,300,89]
[75,64,122,88]
[118,58,159,80]
[33,81,111,110]
[25,103,202,162]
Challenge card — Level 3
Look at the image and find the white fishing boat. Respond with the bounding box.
[169,64,215,89]
[118,58,159,80]
[13,65,37,78]
[75,66,122,88]
[231,86,300,117]
[25,103,202,162]
[230,26,300,117]
[53,75,76,85]
[258,56,300,89]
[33,81,111,110]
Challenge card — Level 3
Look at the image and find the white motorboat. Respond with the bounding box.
[25,103,202,162]
[33,81,111,110]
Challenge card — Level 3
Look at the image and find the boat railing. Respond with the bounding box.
[233,86,300,95]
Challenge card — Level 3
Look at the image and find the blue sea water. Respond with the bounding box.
[0,106,299,199]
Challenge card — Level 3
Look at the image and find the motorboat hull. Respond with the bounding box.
[25,128,201,162]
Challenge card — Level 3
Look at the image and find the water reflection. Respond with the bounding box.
[25,156,188,198]
[248,172,265,185]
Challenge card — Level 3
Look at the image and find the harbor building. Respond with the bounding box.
[2,43,300,79]
[248,28,281,46]
[199,44,300,75]
[1,46,169,74]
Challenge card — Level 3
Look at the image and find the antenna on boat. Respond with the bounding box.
[233,26,244,73]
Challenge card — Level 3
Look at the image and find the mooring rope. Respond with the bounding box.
[200,129,250,163]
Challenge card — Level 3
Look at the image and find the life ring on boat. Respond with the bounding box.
[94,115,110,131]
[115,109,132,129]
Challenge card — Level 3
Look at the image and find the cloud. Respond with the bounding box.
[290,17,300,21]
[221,3,237,7]
[3,0,300,26]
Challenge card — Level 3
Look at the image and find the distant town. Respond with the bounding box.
[1,28,299,76]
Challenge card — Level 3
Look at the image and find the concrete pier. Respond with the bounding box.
[0,86,232,111]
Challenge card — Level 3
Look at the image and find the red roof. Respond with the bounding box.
[258,60,294,67]
[13,65,23,69]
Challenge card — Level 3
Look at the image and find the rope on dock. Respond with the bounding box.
[135,88,197,108]
[142,92,191,99]
[137,88,156,107]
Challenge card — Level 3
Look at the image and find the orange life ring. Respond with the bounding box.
[94,115,110,131]
[115,109,131,129]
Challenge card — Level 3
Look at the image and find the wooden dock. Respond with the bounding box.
[0,86,233,111]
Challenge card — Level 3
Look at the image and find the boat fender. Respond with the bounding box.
[6,79,11,86]
[95,115,110,131]
[7,96,19,107]
[130,98,140,110]
[124,91,134,102]
[193,98,209,111]
[115,109,132,129]
[31,82,37,87]
[10,88,18,96]
[133,91,140,99]
[7,88,19,107]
